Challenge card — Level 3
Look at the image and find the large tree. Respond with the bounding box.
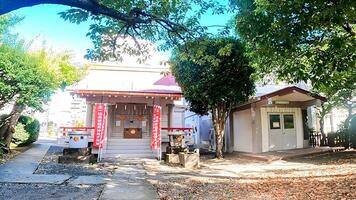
[0,0,227,61]
[234,0,355,128]
[171,37,255,158]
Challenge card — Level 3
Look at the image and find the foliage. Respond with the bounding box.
[18,115,40,145]
[0,14,85,149]
[171,37,255,158]
[0,44,85,110]
[0,14,22,37]
[3,115,40,146]
[0,139,5,155]
[171,37,255,115]
[234,0,356,111]
[12,123,29,145]
[57,0,227,61]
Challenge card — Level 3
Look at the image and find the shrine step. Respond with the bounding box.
[106,145,151,150]
[102,153,155,158]
[104,149,153,154]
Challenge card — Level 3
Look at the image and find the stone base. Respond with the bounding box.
[63,148,91,156]
[179,153,199,168]
[165,154,180,164]
[58,155,94,164]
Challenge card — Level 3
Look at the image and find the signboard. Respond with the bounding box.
[151,105,161,150]
[93,103,107,148]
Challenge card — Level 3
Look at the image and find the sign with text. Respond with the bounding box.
[93,103,107,148]
[151,105,161,150]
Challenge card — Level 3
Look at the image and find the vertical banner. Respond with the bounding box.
[151,105,161,150]
[93,103,107,148]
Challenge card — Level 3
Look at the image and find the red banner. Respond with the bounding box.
[151,105,161,150]
[93,103,107,148]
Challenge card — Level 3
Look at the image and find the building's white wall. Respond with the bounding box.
[172,106,185,127]
[233,109,253,152]
[251,106,262,153]
[160,105,169,128]
[260,107,304,152]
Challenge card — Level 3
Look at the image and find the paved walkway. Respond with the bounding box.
[0,143,49,175]
[100,159,159,200]
[0,143,72,184]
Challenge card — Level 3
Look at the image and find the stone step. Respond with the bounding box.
[108,138,151,143]
[107,141,151,146]
[107,141,151,147]
[104,149,154,154]
[106,145,151,150]
[102,153,155,158]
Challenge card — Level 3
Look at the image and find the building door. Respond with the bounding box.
[268,113,297,151]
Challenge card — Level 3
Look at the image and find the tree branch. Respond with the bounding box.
[0,0,187,35]
[342,22,356,37]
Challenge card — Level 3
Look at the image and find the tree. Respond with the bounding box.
[234,0,355,129]
[0,0,226,61]
[171,37,255,158]
[0,44,85,148]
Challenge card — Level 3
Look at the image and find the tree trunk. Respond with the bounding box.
[212,107,226,159]
[0,103,25,148]
[344,103,355,149]
[344,103,354,129]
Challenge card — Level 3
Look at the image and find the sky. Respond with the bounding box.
[12,3,234,63]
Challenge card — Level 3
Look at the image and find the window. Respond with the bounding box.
[269,114,281,129]
[283,114,294,129]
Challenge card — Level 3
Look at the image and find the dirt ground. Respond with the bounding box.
[145,151,356,200]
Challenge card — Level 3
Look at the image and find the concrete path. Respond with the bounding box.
[0,143,49,175]
[100,160,159,200]
[0,143,72,184]
[0,174,71,184]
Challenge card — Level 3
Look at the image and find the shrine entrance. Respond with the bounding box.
[108,103,152,139]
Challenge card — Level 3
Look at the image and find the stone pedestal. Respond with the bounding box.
[59,147,95,164]
[178,153,199,168]
[165,154,180,164]
[58,155,93,164]
[63,148,91,156]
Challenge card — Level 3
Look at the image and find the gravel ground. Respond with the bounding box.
[0,183,104,200]
[145,150,356,200]
[35,146,113,176]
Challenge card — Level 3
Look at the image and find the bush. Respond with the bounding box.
[19,116,40,144]
[12,123,29,144]
[12,115,40,146]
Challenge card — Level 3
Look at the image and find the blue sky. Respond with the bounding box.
[12,4,233,61]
